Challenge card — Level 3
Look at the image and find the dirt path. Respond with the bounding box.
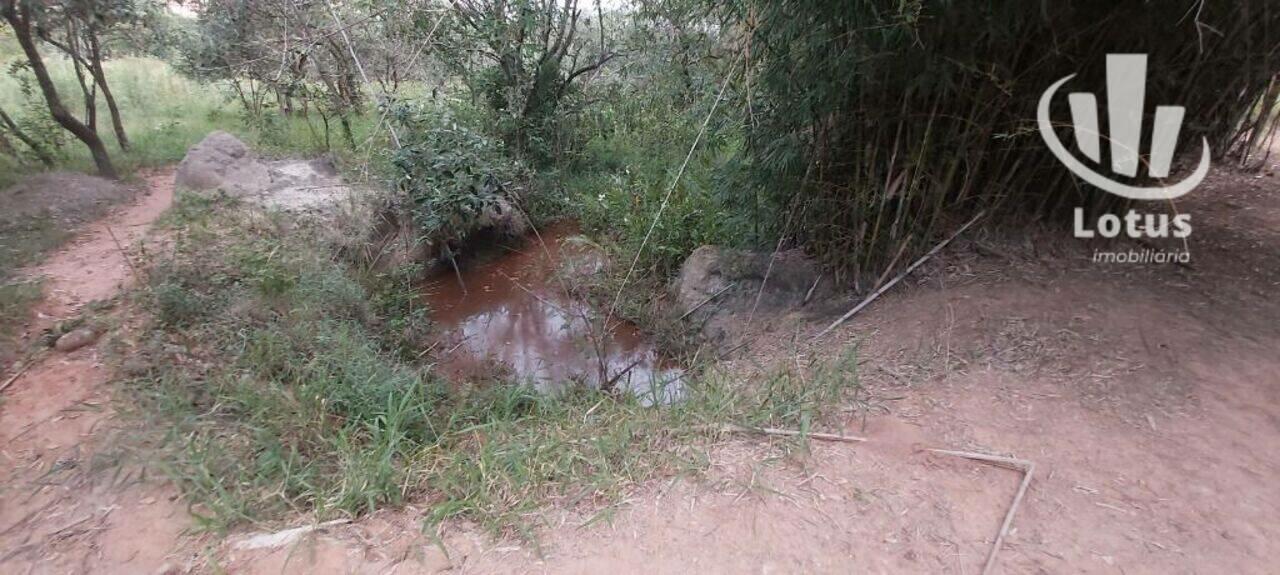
[0,168,190,574]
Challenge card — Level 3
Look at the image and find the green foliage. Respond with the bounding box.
[3,62,67,161]
[570,130,740,276]
[0,53,375,187]
[177,0,374,135]
[557,42,748,277]
[438,0,617,163]
[390,101,527,241]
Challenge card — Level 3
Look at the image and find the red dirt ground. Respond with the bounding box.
[0,168,189,574]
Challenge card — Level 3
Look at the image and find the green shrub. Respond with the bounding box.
[567,102,745,277]
[390,101,528,242]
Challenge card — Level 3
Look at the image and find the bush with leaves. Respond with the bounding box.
[390,102,529,244]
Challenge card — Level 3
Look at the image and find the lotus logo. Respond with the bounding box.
[1038,54,1210,200]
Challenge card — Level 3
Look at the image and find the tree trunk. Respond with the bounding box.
[66,22,98,131]
[2,3,116,179]
[87,28,129,151]
[0,105,56,167]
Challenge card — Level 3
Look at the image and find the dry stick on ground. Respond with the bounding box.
[802,273,823,305]
[0,350,44,394]
[678,282,736,320]
[812,210,987,341]
[718,423,868,444]
[104,224,143,284]
[720,424,1033,574]
[927,448,1036,575]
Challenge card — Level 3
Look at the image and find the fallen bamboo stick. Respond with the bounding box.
[927,448,1035,575]
[813,210,986,341]
[0,351,44,394]
[719,423,868,444]
[679,282,736,320]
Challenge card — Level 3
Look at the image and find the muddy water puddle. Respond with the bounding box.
[423,223,683,403]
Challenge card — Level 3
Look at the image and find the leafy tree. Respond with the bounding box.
[441,0,616,161]
[0,104,54,167]
[1,0,116,177]
[30,0,157,152]
[180,0,384,148]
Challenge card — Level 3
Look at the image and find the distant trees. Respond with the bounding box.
[1,0,157,178]
[32,0,155,153]
[180,0,384,149]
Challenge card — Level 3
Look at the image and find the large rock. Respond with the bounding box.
[175,131,271,197]
[674,246,832,342]
[176,131,357,215]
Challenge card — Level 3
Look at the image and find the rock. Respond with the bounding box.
[555,235,608,285]
[476,196,529,238]
[674,245,832,342]
[175,131,271,197]
[259,158,353,213]
[54,327,100,352]
[176,132,360,215]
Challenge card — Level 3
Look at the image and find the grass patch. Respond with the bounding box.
[119,194,863,538]
[0,279,42,368]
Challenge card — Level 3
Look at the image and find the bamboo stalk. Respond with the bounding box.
[813,211,985,341]
[927,448,1036,575]
[719,423,868,444]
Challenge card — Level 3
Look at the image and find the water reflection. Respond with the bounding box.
[423,223,683,404]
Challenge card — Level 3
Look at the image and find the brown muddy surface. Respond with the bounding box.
[422,222,683,402]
